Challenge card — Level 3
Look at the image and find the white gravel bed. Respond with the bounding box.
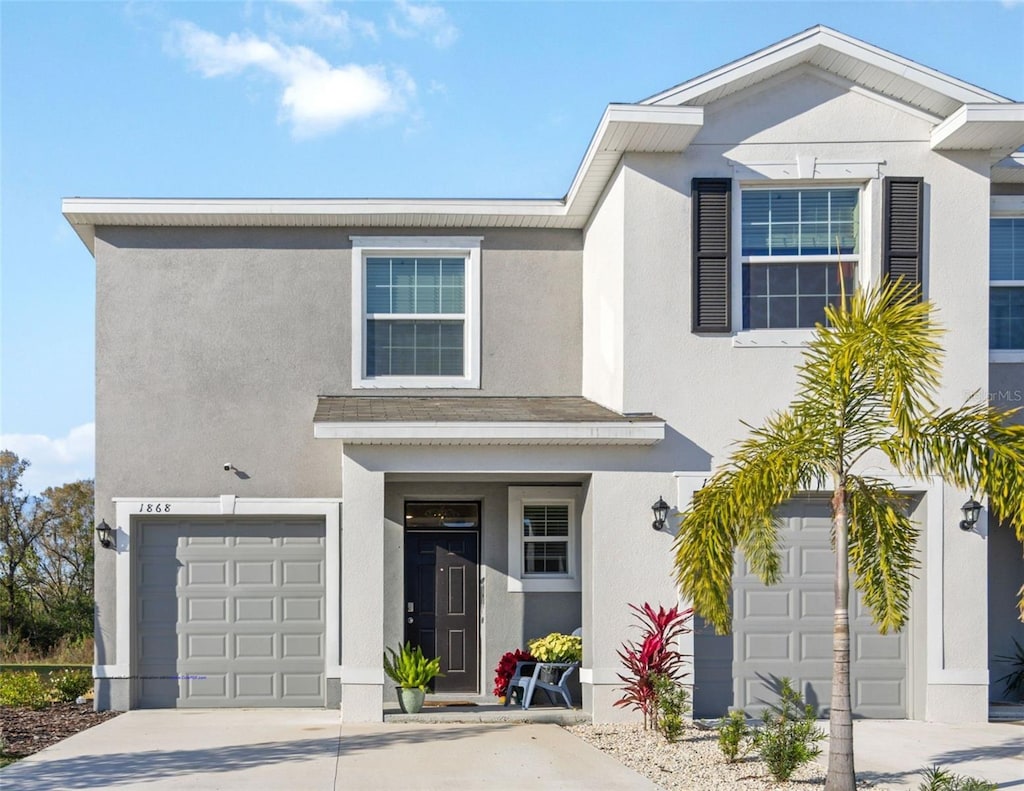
[565,723,889,791]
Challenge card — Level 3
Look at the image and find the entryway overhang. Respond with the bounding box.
[313,396,664,446]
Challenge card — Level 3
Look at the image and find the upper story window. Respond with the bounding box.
[351,236,482,388]
[990,217,1024,353]
[740,187,859,330]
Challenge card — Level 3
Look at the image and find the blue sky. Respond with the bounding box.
[2,0,1022,494]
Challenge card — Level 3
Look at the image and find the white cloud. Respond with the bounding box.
[2,423,95,496]
[168,21,413,137]
[388,0,458,48]
[268,0,379,45]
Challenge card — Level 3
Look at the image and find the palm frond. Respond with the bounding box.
[846,478,918,633]
[674,411,827,634]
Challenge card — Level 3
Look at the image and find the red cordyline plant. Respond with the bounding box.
[493,648,536,697]
[615,602,693,728]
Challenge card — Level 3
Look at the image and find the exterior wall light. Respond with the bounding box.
[96,519,115,549]
[652,496,670,531]
[959,498,983,532]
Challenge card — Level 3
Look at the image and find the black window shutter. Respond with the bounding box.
[692,178,732,332]
[882,177,924,301]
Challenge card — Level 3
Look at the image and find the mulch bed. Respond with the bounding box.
[1,702,120,760]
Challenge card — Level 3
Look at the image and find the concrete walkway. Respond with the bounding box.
[0,709,659,791]
[822,719,1024,790]
[1,711,1021,790]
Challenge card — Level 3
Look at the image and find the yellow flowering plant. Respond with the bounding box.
[527,632,582,664]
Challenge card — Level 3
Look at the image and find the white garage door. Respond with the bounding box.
[137,519,326,708]
[731,499,907,718]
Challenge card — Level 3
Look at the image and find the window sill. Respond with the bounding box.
[732,329,816,348]
[353,375,480,389]
[990,351,1024,364]
[507,576,581,593]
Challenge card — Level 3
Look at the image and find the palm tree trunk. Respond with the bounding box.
[826,484,856,791]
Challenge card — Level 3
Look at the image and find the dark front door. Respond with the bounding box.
[404,529,479,693]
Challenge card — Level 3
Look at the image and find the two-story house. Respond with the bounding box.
[64,25,1024,724]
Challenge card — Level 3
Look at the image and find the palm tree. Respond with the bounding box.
[672,282,1024,791]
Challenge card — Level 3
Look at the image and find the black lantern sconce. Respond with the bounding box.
[652,496,670,531]
[959,498,983,532]
[96,520,115,549]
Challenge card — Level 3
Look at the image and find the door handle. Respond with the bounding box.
[406,616,414,624]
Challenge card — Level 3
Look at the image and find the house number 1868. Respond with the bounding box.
[138,503,172,513]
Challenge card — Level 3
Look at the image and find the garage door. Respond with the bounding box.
[731,499,907,718]
[137,519,325,708]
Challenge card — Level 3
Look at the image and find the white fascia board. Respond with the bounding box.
[643,25,1006,109]
[313,420,665,445]
[563,104,703,213]
[931,104,1024,154]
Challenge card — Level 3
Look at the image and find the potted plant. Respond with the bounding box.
[527,632,583,683]
[383,642,444,714]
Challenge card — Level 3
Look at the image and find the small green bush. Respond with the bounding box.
[918,765,997,791]
[717,709,752,762]
[0,670,51,710]
[650,673,690,742]
[752,678,825,781]
[49,668,92,702]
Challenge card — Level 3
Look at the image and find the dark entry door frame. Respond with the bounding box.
[403,502,481,694]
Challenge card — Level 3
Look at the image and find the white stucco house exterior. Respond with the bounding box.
[65,25,1024,724]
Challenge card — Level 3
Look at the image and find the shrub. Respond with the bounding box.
[50,668,92,702]
[751,678,824,781]
[650,673,690,742]
[0,670,51,710]
[918,765,996,791]
[718,709,752,763]
[527,633,582,664]
[493,649,535,698]
[615,602,693,729]
[994,636,1024,702]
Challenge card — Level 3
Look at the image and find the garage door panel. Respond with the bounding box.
[236,598,275,622]
[731,500,907,719]
[235,560,275,585]
[137,518,325,708]
[188,562,228,585]
[745,589,793,618]
[283,597,322,621]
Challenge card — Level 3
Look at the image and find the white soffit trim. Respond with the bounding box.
[931,104,1024,156]
[992,152,1024,184]
[61,105,701,253]
[642,25,1008,112]
[313,420,665,445]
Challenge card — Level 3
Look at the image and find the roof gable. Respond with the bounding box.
[642,25,1010,118]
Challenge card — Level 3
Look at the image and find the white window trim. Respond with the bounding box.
[989,201,1024,362]
[507,486,581,593]
[732,178,874,348]
[350,236,482,388]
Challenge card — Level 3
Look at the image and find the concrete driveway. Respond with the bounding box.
[0,710,659,791]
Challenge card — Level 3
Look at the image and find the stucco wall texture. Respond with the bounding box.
[89,60,1019,723]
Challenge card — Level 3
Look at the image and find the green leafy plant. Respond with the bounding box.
[382,642,443,691]
[717,709,753,763]
[752,678,825,781]
[49,667,92,702]
[527,632,582,664]
[918,765,996,791]
[650,673,690,742]
[994,636,1024,701]
[0,670,51,710]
